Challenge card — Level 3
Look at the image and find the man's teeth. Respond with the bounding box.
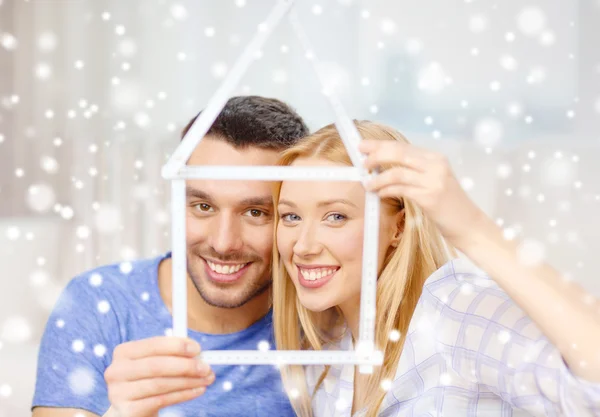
[299,267,337,281]
[207,261,247,275]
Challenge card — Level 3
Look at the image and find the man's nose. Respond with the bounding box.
[210,213,244,255]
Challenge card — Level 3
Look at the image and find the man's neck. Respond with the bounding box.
[158,257,271,334]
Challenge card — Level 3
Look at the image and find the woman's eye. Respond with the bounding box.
[194,203,213,212]
[326,213,347,222]
[281,213,300,222]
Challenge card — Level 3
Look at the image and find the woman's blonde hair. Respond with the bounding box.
[273,120,453,417]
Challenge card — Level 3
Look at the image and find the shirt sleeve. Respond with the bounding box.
[423,262,600,417]
[32,274,123,416]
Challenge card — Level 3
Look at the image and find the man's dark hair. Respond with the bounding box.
[181,95,309,150]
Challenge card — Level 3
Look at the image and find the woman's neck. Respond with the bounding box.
[337,294,362,340]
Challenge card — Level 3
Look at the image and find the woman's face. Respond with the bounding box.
[276,156,402,312]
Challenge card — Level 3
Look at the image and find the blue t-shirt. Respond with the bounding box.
[32,253,295,417]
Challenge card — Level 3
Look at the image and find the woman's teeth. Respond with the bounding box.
[207,261,247,275]
[299,267,336,281]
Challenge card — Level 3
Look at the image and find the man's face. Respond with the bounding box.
[185,137,279,308]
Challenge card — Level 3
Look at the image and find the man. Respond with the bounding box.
[31,96,309,417]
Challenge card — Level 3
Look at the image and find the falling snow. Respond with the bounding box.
[68,367,96,396]
[0,5,599,412]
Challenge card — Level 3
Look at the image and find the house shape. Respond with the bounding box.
[161,0,382,371]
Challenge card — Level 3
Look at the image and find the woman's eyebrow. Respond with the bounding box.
[278,199,358,209]
[317,199,358,208]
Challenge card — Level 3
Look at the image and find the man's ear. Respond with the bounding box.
[390,208,405,248]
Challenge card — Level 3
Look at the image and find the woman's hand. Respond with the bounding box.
[359,139,487,250]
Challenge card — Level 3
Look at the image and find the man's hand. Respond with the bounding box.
[104,336,215,417]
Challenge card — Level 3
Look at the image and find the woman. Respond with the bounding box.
[272,121,600,417]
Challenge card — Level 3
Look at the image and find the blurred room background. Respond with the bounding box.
[1,0,600,414]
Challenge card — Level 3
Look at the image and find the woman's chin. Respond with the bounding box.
[298,296,335,313]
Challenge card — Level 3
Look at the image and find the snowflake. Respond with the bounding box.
[517,239,545,266]
[170,4,188,20]
[37,31,58,52]
[335,398,348,410]
[460,177,474,191]
[497,164,512,179]
[89,273,103,287]
[500,55,518,71]
[26,183,56,213]
[439,372,452,385]
[204,27,215,37]
[30,270,49,287]
[1,315,32,343]
[72,339,85,352]
[0,384,12,397]
[418,62,448,94]
[159,409,185,417]
[1,33,17,50]
[60,206,75,220]
[93,344,107,357]
[35,62,52,79]
[517,7,547,36]
[68,367,95,396]
[468,14,487,33]
[97,300,111,314]
[474,118,503,148]
[94,205,122,235]
[119,262,133,274]
[541,158,576,187]
[540,30,555,46]
[211,62,228,79]
[497,331,511,344]
[118,38,137,57]
[527,66,547,84]
[380,18,396,35]
[405,38,422,55]
[380,379,392,391]
[76,226,90,239]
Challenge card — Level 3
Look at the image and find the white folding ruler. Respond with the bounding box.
[162,0,382,372]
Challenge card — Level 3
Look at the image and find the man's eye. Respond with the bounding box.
[194,203,212,212]
[245,209,266,218]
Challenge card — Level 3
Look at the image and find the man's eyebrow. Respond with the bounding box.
[239,196,273,207]
[186,187,272,207]
[185,187,212,201]
[278,199,358,209]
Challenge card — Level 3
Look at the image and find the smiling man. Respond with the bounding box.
[31,96,309,417]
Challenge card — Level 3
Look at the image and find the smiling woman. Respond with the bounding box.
[272,121,452,417]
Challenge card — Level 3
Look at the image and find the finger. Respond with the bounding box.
[359,140,432,172]
[366,166,428,192]
[107,356,212,382]
[123,373,216,401]
[377,184,420,201]
[124,386,207,415]
[113,337,201,360]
